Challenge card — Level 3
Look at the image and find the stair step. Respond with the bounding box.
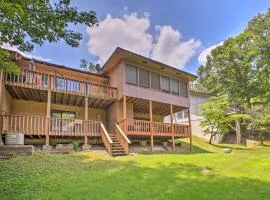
[112,152,127,156]
[112,149,125,152]
[112,148,124,151]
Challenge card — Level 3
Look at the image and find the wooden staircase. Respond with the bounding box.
[109,133,127,156]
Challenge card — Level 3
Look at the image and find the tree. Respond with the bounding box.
[0,0,98,73]
[197,32,262,110]
[200,96,249,144]
[200,96,231,144]
[197,9,270,143]
[80,59,101,74]
[247,106,270,144]
[246,9,270,104]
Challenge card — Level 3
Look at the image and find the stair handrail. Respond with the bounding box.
[100,122,113,155]
[115,124,131,153]
[116,124,131,144]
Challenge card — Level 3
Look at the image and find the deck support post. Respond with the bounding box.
[123,96,127,133]
[188,107,192,151]
[149,101,154,152]
[0,70,3,106]
[84,96,88,146]
[170,104,175,152]
[45,75,51,146]
[187,82,192,151]
[0,70,3,145]
[45,135,49,145]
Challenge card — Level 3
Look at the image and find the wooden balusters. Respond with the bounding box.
[115,124,131,153]
[121,119,191,137]
[0,114,101,137]
[100,122,112,155]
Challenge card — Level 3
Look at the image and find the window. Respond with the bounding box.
[126,65,138,84]
[139,68,150,87]
[176,110,189,120]
[171,78,179,95]
[161,76,170,92]
[50,111,76,132]
[150,72,160,90]
[180,81,188,96]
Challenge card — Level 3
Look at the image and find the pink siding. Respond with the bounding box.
[124,84,189,107]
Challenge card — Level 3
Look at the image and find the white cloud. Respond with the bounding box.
[1,43,51,62]
[197,41,224,66]
[87,13,153,63]
[152,25,201,69]
[87,12,201,69]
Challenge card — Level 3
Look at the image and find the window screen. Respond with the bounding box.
[126,65,138,84]
[171,78,179,95]
[139,68,150,87]
[151,72,160,90]
[161,76,170,92]
[180,81,188,96]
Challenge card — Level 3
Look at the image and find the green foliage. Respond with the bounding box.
[0,138,270,199]
[197,9,270,109]
[72,141,80,151]
[198,9,270,140]
[247,106,270,143]
[80,59,101,73]
[0,49,20,74]
[200,96,231,143]
[0,0,98,73]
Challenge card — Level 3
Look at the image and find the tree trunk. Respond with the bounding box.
[209,134,213,144]
[235,119,241,144]
[260,133,264,145]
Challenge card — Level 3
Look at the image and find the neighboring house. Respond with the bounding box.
[172,89,210,140]
[165,84,223,143]
[0,47,196,156]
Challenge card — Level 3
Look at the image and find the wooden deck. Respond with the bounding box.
[0,114,101,137]
[118,119,190,138]
[4,70,117,108]
[0,114,190,138]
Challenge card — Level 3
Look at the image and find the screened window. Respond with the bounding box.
[150,72,160,90]
[139,68,150,87]
[161,76,170,92]
[171,78,179,95]
[126,65,138,84]
[176,110,189,120]
[180,81,188,96]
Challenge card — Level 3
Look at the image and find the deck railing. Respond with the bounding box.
[100,122,113,155]
[4,70,49,90]
[119,119,190,137]
[115,124,131,153]
[0,114,100,136]
[4,70,117,100]
[0,114,48,135]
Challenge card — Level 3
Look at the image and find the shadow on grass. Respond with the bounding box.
[1,153,269,200]
[132,140,212,156]
[210,143,255,151]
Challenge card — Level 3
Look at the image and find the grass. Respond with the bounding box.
[0,137,269,200]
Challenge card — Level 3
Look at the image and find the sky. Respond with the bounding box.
[10,0,270,75]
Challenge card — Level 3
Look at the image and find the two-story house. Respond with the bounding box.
[0,47,196,156]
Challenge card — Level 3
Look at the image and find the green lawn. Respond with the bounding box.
[0,137,269,200]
